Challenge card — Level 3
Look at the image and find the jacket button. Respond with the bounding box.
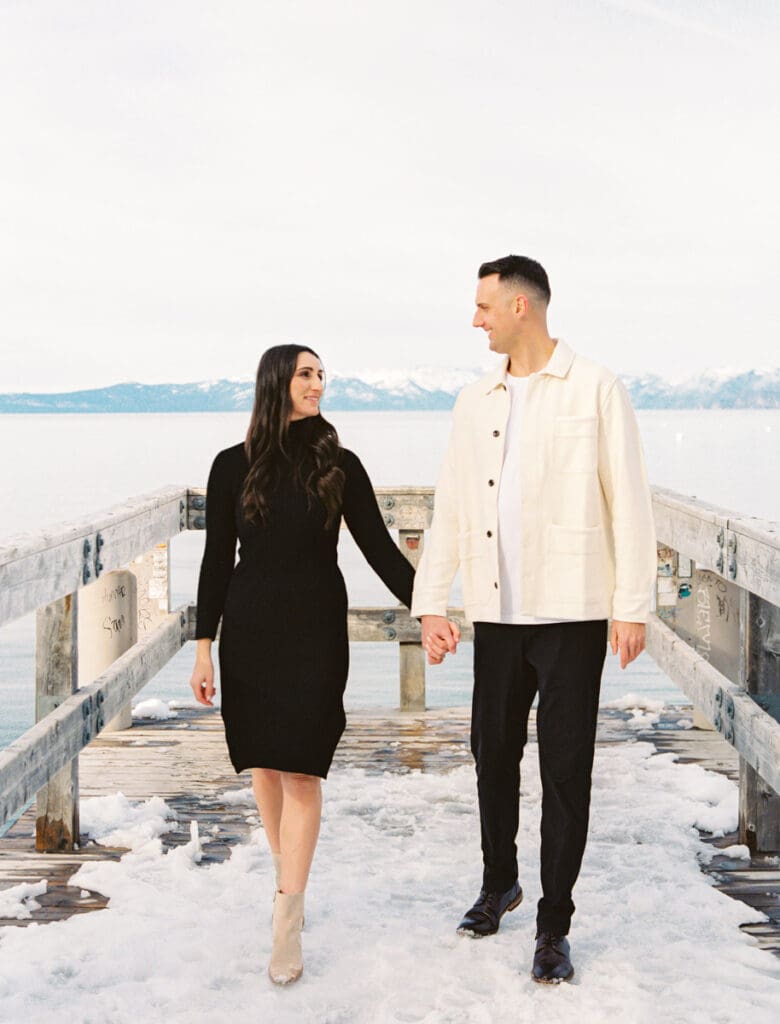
[493,430,500,437]
[486,530,493,538]
[488,479,495,487]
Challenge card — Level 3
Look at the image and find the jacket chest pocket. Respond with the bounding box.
[553,415,598,473]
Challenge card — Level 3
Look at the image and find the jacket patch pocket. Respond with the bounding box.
[549,523,601,556]
[553,415,598,474]
[546,524,604,606]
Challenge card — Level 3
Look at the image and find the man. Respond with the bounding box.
[411,255,656,983]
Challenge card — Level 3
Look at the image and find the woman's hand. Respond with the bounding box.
[190,639,216,706]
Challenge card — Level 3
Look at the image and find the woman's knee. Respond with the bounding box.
[281,772,321,795]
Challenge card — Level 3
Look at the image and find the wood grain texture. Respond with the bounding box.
[0,487,187,628]
[2,705,779,959]
[34,594,78,852]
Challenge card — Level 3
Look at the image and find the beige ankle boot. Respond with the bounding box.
[268,892,304,985]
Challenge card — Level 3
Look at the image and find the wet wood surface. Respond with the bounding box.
[1,704,778,957]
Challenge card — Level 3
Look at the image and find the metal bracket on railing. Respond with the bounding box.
[179,500,186,532]
[727,531,738,580]
[712,688,736,745]
[180,610,187,646]
[96,690,105,732]
[83,534,105,584]
[188,493,207,530]
[82,695,93,745]
[94,532,104,578]
[82,538,92,585]
[716,528,725,575]
[381,496,395,528]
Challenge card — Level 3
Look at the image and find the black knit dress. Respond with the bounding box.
[195,424,415,778]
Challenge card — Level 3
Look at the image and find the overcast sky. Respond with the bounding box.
[1,0,778,392]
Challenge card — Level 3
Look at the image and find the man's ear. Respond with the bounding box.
[514,295,528,317]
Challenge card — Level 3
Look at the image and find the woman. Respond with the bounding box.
[189,344,416,986]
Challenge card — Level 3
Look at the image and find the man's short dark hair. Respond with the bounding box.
[478,255,551,305]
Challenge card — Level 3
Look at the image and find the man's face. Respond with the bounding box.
[472,274,520,352]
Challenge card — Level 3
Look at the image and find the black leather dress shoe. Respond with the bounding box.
[532,933,574,983]
[456,880,523,937]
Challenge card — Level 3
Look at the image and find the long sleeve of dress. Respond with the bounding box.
[341,449,415,608]
[195,448,239,639]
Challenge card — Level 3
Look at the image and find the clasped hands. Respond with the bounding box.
[420,615,461,665]
[421,616,646,670]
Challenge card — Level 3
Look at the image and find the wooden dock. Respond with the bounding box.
[2,704,779,957]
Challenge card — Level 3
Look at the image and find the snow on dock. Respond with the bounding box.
[1,705,779,1024]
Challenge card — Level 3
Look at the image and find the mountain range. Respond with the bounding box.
[0,367,777,412]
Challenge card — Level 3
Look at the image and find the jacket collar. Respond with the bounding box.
[481,338,575,394]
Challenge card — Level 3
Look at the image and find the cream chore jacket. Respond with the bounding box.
[410,340,657,625]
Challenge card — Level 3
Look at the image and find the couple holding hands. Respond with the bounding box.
[190,255,657,986]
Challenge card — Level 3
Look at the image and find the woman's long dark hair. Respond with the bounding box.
[242,344,345,527]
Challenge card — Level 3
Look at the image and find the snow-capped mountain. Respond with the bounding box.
[0,367,777,412]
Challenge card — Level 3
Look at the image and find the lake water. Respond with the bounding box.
[1,409,778,752]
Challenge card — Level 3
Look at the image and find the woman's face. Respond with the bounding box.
[289,351,325,421]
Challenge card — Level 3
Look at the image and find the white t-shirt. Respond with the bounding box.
[497,373,566,625]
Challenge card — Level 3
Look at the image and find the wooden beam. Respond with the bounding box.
[646,614,780,797]
[399,528,425,711]
[186,487,436,533]
[652,488,780,606]
[0,606,188,828]
[739,594,780,853]
[35,594,78,852]
[0,486,187,628]
[344,606,472,643]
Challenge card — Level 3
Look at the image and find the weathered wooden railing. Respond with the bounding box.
[648,490,780,854]
[1,485,778,857]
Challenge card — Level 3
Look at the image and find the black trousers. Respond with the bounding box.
[471,619,607,936]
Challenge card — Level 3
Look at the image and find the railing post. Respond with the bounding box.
[398,529,425,711]
[739,592,780,854]
[78,570,138,731]
[130,543,171,637]
[35,593,79,852]
[656,544,709,728]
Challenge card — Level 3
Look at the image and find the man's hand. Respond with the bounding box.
[421,615,461,665]
[610,620,646,669]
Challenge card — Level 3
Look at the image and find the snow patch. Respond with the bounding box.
[718,844,752,861]
[132,698,178,720]
[603,693,666,713]
[79,793,178,849]
[0,746,777,1022]
[218,787,256,807]
[0,880,47,920]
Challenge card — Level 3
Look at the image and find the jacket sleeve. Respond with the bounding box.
[341,450,415,608]
[410,399,462,618]
[195,449,239,639]
[597,379,657,622]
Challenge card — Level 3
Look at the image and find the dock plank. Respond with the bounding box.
[2,704,779,958]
